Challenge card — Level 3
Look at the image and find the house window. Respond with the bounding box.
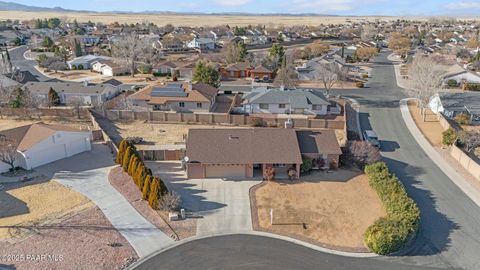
[259,104,269,109]
[179,102,185,108]
[197,103,202,108]
[279,104,286,109]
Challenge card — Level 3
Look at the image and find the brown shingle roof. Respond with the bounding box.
[187,128,302,164]
[128,82,217,105]
[0,123,84,152]
[296,130,342,155]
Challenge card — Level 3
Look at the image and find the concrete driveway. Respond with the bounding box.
[35,143,173,258]
[148,161,261,236]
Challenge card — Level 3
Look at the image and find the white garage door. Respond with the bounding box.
[205,165,246,178]
[68,140,88,157]
[27,144,66,168]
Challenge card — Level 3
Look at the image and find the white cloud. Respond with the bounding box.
[291,0,384,12]
[212,0,252,7]
[446,1,480,9]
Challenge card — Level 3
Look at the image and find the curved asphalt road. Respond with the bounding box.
[9,45,50,81]
[132,51,480,270]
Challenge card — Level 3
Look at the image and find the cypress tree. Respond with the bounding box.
[122,146,133,172]
[142,174,152,200]
[133,161,143,186]
[116,140,128,164]
[148,177,160,209]
[138,167,149,191]
[128,155,138,176]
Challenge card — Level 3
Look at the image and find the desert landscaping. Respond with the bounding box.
[251,169,385,252]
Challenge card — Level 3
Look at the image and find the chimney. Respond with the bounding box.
[279,84,285,91]
[185,80,193,91]
[284,118,293,129]
[83,80,88,87]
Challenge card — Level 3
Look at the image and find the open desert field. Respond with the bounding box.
[0,11,409,26]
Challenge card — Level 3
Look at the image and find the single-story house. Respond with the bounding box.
[250,65,274,80]
[443,70,480,85]
[0,123,92,173]
[152,61,177,75]
[185,127,342,179]
[429,92,480,123]
[127,82,218,112]
[220,62,253,79]
[23,81,120,106]
[187,38,215,51]
[91,60,129,76]
[241,88,339,116]
[67,55,110,70]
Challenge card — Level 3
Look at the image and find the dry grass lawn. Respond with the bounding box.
[115,121,244,145]
[408,103,444,146]
[0,118,93,131]
[0,179,93,240]
[0,11,411,26]
[253,169,385,251]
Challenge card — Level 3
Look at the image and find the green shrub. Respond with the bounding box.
[455,113,471,125]
[447,79,458,88]
[356,81,364,88]
[77,64,84,70]
[363,162,420,255]
[300,156,313,173]
[442,128,457,146]
[464,83,480,91]
[362,74,369,79]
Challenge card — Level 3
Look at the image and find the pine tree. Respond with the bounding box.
[48,87,60,107]
[133,161,143,186]
[138,167,149,191]
[142,174,152,200]
[122,146,133,172]
[128,155,138,176]
[148,177,160,209]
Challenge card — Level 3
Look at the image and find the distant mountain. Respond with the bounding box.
[0,1,87,12]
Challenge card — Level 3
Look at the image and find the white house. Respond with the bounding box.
[67,55,110,70]
[23,81,121,106]
[241,88,339,116]
[187,38,215,50]
[0,123,92,173]
[91,60,129,76]
[429,92,480,123]
[444,70,480,85]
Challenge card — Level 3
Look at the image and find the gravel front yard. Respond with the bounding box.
[0,206,137,270]
[408,102,444,146]
[251,169,385,252]
[0,118,93,132]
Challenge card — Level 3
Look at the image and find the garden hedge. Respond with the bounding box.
[363,162,420,255]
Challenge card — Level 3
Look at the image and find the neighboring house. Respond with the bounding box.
[429,92,480,123]
[152,61,177,75]
[220,62,253,79]
[23,81,120,106]
[443,70,480,85]
[174,62,197,79]
[250,65,274,80]
[241,88,339,116]
[0,123,92,173]
[67,55,110,70]
[185,127,342,179]
[91,60,129,76]
[187,38,215,50]
[127,82,218,112]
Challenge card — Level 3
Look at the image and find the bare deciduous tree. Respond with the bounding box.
[158,191,181,212]
[314,62,348,95]
[408,55,446,121]
[113,32,156,77]
[347,140,382,168]
[0,135,18,170]
[274,55,298,89]
[67,96,85,119]
[458,130,480,153]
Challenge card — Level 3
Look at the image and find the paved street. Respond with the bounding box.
[148,162,260,236]
[36,144,174,258]
[9,45,50,81]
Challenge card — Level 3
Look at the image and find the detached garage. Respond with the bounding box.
[0,123,92,173]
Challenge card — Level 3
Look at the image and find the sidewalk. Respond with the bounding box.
[399,99,480,208]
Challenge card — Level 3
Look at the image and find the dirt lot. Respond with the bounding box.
[109,167,196,240]
[252,169,385,252]
[42,69,99,80]
[0,178,92,240]
[408,103,444,146]
[0,206,137,270]
[0,117,93,132]
[115,121,244,145]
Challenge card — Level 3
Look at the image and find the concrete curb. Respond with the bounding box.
[399,99,480,208]
[127,231,378,269]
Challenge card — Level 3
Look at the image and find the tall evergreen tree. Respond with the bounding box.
[48,87,60,107]
[116,140,129,164]
[142,174,152,200]
[122,146,134,172]
[148,177,160,209]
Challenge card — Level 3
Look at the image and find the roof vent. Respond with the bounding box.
[229,136,239,140]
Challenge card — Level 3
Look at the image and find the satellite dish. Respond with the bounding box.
[184,156,189,162]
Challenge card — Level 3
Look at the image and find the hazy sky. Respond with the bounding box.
[7,0,480,15]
